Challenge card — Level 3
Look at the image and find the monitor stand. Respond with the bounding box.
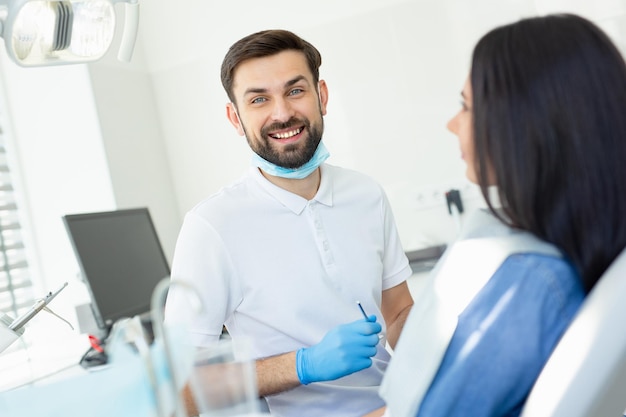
[78,311,155,369]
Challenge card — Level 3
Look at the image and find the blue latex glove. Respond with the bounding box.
[296,315,382,385]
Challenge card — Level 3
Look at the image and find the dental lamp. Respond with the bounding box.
[0,0,139,67]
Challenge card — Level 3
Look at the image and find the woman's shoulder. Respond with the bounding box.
[496,252,585,311]
[502,252,578,283]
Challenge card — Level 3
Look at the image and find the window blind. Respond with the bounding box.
[0,125,35,332]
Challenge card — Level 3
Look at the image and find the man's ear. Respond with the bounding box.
[226,103,245,136]
[318,80,329,116]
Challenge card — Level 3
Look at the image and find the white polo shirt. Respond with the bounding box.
[165,163,411,417]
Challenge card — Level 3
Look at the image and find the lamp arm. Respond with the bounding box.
[117,0,139,62]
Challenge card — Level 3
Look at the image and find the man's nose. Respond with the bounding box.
[271,97,295,121]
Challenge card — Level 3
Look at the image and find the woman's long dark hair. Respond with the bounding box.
[470,14,626,292]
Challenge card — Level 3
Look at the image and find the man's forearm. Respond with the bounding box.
[385,303,412,349]
[182,352,302,414]
[182,383,200,416]
[381,281,414,349]
[256,350,302,396]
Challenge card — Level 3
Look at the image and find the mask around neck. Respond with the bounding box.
[251,142,330,179]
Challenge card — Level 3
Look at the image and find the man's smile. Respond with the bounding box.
[270,127,303,139]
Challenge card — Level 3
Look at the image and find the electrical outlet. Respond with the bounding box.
[412,181,482,211]
[413,186,447,210]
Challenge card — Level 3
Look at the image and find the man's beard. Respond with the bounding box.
[244,116,324,169]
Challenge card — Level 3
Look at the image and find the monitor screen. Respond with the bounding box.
[62,208,170,330]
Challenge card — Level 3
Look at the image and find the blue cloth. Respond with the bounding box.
[416,252,585,417]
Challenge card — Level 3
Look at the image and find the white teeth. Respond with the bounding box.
[273,128,302,139]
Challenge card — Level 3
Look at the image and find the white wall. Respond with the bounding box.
[70,2,184,263]
[0,54,116,332]
[86,31,181,264]
[137,0,533,251]
[131,0,626,251]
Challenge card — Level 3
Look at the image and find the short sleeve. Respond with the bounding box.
[164,211,242,346]
[380,188,412,290]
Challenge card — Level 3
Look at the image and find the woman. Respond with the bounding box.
[368,13,626,417]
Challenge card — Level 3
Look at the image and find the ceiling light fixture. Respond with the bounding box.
[0,0,139,67]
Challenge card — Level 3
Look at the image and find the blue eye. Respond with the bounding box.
[251,97,267,104]
[288,88,303,96]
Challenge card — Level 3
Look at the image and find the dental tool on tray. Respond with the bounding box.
[9,282,68,332]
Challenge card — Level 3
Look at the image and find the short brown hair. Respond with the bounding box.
[221,29,322,104]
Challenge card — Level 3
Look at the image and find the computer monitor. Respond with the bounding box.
[62,208,170,331]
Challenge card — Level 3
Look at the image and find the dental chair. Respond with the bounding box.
[521,248,626,417]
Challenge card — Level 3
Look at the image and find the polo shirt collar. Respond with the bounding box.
[250,164,334,214]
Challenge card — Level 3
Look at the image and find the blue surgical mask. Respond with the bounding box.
[252,141,330,179]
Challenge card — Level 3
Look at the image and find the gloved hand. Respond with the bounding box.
[296,315,382,385]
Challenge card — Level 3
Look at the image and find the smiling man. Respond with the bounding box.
[165,29,414,417]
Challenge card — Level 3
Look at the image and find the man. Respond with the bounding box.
[164,29,414,417]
